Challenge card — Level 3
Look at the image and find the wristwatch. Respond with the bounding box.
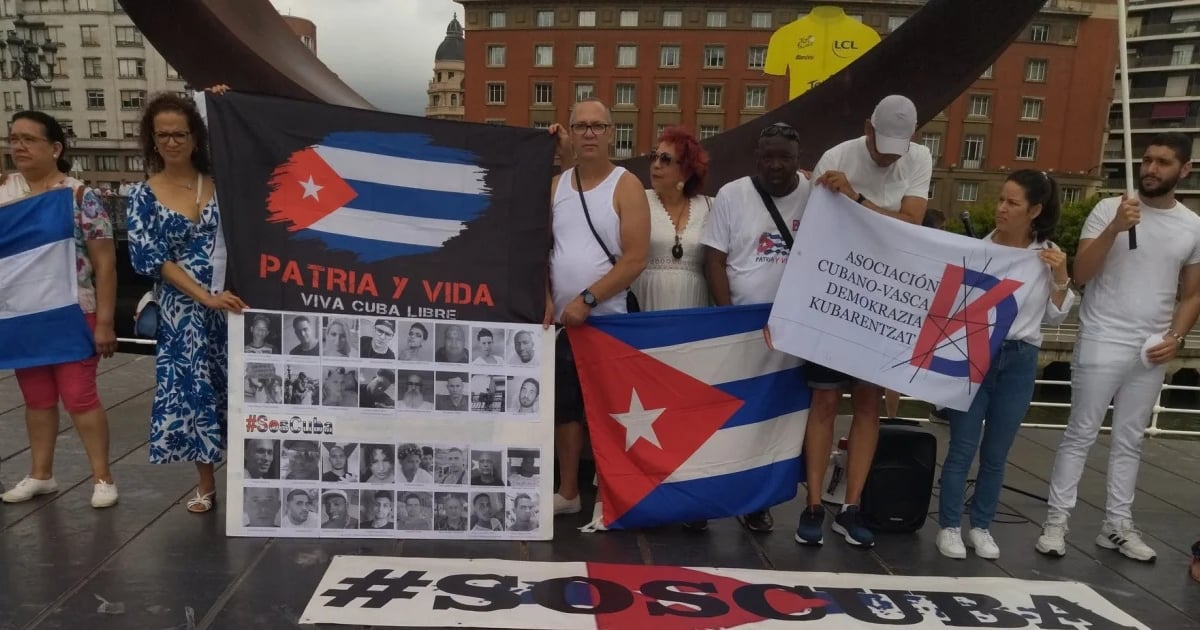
[580,289,597,307]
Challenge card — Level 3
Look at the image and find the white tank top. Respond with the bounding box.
[550,166,628,321]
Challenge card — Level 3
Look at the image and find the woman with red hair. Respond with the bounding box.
[630,126,712,311]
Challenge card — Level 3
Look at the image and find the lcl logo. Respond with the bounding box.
[832,40,861,58]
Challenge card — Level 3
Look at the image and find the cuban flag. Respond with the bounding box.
[0,189,94,369]
[264,132,491,262]
[567,304,809,530]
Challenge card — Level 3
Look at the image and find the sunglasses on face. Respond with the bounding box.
[649,151,675,166]
[760,123,801,141]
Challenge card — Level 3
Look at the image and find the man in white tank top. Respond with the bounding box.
[1037,133,1200,562]
[547,98,650,516]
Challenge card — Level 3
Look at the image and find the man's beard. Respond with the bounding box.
[1138,172,1180,198]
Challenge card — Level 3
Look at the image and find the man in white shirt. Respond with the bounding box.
[794,95,932,550]
[701,121,811,533]
[1038,132,1200,562]
[283,489,318,529]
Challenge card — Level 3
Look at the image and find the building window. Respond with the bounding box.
[53,56,67,78]
[699,125,720,139]
[1062,186,1082,203]
[660,45,680,68]
[962,135,985,168]
[1021,97,1044,121]
[119,89,146,109]
[748,46,767,70]
[751,11,772,29]
[114,25,142,46]
[58,120,73,137]
[887,16,907,32]
[1030,23,1049,42]
[86,88,104,109]
[451,93,458,106]
[1025,59,1048,82]
[706,11,727,27]
[489,11,506,28]
[486,45,506,67]
[79,0,97,10]
[614,123,634,158]
[981,64,993,79]
[80,25,99,46]
[1016,136,1039,160]
[579,10,596,27]
[485,119,505,126]
[121,121,138,138]
[486,82,505,104]
[928,182,936,199]
[97,155,119,171]
[701,85,723,108]
[662,10,682,27]
[34,89,68,109]
[615,83,636,106]
[534,83,553,105]
[575,44,595,67]
[745,86,767,109]
[921,132,942,158]
[968,94,990,118]
[958,182,979,202]
[46,25,63,44]
[703,45,725,68]
[127,155,144,172]
[575,83,595,102]
[620,10,639,27]
[657,84,679,107]
[73,155,90,171]
[534,44,553,67]
[536,10,554,27]
[617,45,637,67]
[533,121,551,130]
[88,119,107,138]
[117,58,145,78]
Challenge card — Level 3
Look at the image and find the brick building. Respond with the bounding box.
[455,0,1119,213]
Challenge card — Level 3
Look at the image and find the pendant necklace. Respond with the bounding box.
[658,193,686,260]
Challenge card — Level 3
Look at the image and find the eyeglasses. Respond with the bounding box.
[154,131,191,145]
[6,134,48,146]
[570,122,610,136]
[649,151,675,166]
[759,123,801,141]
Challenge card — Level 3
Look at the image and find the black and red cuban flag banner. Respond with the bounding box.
[205,91,555,323]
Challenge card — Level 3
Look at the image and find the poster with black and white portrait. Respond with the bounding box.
[228,311,554,541]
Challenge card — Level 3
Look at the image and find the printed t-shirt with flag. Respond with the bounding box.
[567,304,808,529]
[765,6,882,99]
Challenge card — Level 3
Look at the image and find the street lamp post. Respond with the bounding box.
[0,14,59,110]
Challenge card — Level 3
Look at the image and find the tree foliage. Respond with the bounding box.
[945,195,1102,261]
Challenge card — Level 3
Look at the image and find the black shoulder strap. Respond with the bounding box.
[749,176,794,250]
[574,167,617,265]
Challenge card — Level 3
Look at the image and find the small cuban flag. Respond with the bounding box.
[264,132,491,263]
[0,188,94,369]
[567,304,809,530]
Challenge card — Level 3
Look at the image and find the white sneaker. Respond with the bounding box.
[0,476,58,503]
[1096,520,1156,562]
[553,493,581,515]
[967,527,1000,560]
[1036,517,1068,557]
[91,480,118,508]
[936,527,966,559]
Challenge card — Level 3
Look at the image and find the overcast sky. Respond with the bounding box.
[268,0,462,115]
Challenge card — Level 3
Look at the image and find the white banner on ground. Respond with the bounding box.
[768,187,1048,411]
[300,556,1149,629]
[226,310,554,540]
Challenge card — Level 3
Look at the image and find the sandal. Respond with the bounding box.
[186,490,217,513]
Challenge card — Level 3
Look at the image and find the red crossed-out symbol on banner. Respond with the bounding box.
[909,264,1023,383]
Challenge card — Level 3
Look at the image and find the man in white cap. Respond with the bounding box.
[792,94,932,550]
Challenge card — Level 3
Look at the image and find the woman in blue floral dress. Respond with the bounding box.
[127,91,247,513]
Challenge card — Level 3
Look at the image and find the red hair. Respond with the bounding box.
[656,126,709,198]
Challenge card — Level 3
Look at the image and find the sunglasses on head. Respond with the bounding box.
[760,122,801,141]
[649,150,674,166]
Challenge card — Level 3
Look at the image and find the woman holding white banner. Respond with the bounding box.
[936,169,1074,560]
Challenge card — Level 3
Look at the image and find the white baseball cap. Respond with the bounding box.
[870,95,918,157]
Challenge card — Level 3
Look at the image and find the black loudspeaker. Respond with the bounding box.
[860,424,937,533]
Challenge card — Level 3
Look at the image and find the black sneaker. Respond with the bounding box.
[738,509,774,532]
[832,505,876,548]
[794,504,825,546]
[682,520,709,532]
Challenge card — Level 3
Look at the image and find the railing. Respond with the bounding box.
[1128,22,1200,39]
[1113,85,1200,100]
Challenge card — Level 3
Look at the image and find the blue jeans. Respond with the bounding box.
[938,340,1039,529]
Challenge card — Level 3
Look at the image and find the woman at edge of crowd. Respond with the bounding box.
[935,169,1074,560]
[127,87,247,514]
[0,110,119,508]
